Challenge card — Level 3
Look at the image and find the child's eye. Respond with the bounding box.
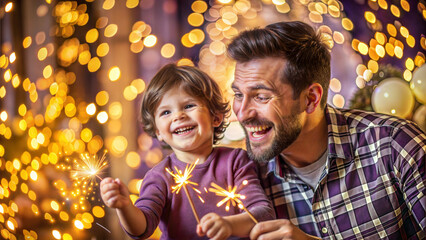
[160,110,171,116]
[184,104,196,109]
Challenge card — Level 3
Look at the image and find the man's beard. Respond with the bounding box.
[243,113,302,163]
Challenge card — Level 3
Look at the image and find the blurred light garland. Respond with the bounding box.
[0,0,425,239]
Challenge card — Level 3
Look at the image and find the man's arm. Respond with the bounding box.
[391,123,426,230]
[250,219,321,240]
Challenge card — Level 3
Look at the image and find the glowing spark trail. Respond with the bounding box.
[71,151,108,182]
[209,180,258,224]
[165,159,201,223]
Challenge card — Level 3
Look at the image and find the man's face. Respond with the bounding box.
[232,58,304,162]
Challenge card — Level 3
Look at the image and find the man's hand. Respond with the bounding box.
[250,219,321,240]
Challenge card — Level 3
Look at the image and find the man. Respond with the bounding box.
[228,21,426,240]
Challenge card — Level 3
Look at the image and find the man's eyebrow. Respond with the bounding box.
[231,84,274,91]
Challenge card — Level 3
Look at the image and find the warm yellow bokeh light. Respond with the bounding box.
[406,58,414,71]
[92,206,105,218]
[63,233,73,240]
[81,128,93,143]
[86,103,96,116]
[74,220,84,229]
[96,91,109,106]
[103,0,115,9]
[403,69,412,81]
[177,58,194,66]
[108,66,121,81]
[104,24,118,37]
[160,43,175,58]
[192,1,208,13]
[30,171,38,181]
[387,24,397,37]
[365,11,376,23]
[86,29,99,43]
[5,2,13,12]
[38,47,48,61]
[97,43,110,57]
[126,151,141,168]
[43,65,53,79]
[143,35,157,47]
[88,57,101,72]
[332,94,345,108]
[97,111,108,124]
[390,4,400,17]
[60,211,70,221]
[181,33,195,48]
[375,44,385,58]
[109,102,123,120]
[0,111,7,122]
[7,220,15,231]
[51,201,60,211]
[111,136,128,155]
[188,13,204,27]
[131,79,145,93]
[123,86,138,101]
[358,42,369,55]
[189,29,205,44]
[9,52,16,63]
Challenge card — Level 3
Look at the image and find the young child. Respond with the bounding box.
[100,63,275,240]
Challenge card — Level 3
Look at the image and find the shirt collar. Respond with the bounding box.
[324,105,355,161]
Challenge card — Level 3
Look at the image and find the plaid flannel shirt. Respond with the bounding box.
[258,105,426,239]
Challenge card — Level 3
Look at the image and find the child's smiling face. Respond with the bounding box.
[154,84,222,159]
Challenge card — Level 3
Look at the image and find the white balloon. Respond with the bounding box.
[413,105,426,133]
[372,77,415,118]
[411,64,426,104]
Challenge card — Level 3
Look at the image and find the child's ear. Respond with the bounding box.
[155,129,163,141]
[212,113,223,127]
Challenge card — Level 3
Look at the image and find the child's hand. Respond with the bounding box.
[196,213,232,240]
[100,177,131,209]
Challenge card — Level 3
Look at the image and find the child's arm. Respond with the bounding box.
[100,177,147,237]
[196,212,254,239]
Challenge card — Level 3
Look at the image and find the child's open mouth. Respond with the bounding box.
[173,126,195,135]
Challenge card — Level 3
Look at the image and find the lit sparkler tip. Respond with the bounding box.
[209,180,258,224]
[71,151,109,181]
[165,159,202,223]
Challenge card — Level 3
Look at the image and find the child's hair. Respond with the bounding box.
[141,63,230,145]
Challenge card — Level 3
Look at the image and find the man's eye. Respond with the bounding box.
[160,110,171,116]
[234,93,243,100]
[254,95,272,103]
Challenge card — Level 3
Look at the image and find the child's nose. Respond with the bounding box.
[173,111,186,121]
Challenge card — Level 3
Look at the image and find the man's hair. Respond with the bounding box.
[141,63,230,145]
[228,21,331,107]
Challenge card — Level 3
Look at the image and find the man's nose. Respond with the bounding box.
[234,98,256,122]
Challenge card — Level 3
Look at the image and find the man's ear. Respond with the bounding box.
[212,113,224,127]
[305,83,323,114]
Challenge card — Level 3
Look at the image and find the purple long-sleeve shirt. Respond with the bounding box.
[259,105,426,239]
[130,147,275,240]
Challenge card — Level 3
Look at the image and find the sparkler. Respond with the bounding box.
[165,159,201,223]
[71,151,108,182]
[209,180,258,224]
